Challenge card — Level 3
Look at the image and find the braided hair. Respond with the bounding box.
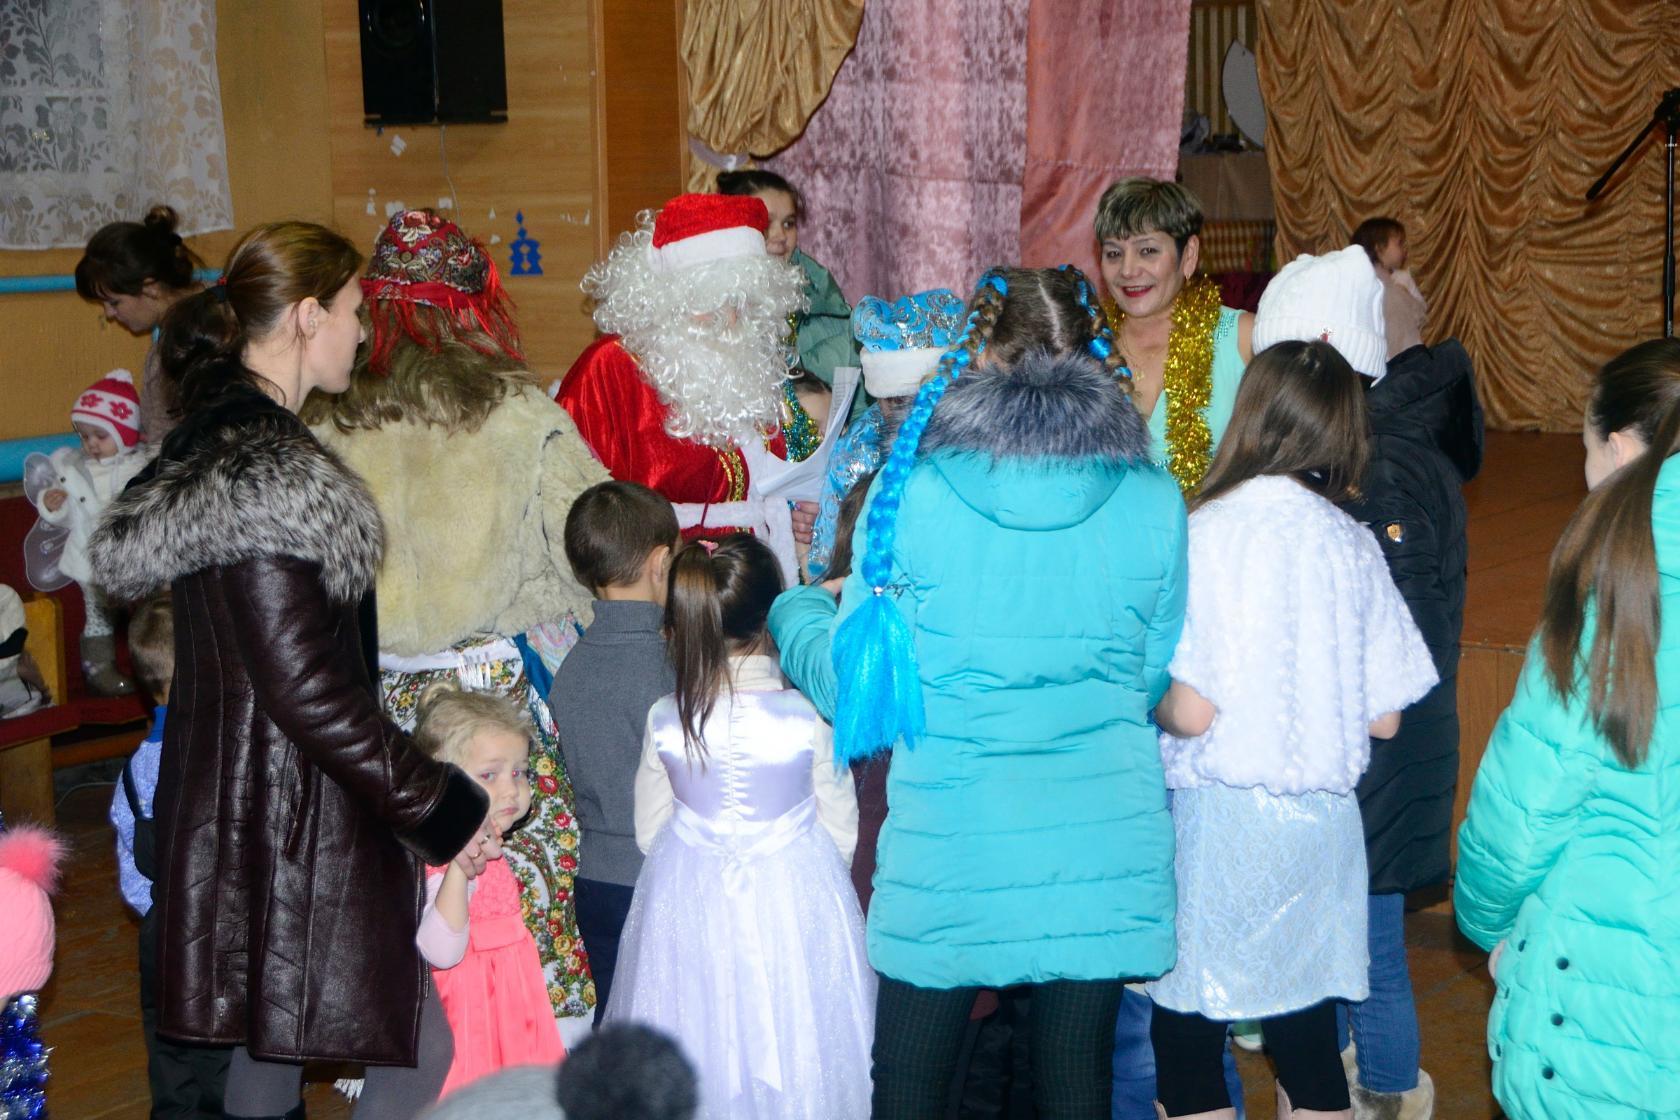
[1057,263,1126,375]
[830,264,1125,764]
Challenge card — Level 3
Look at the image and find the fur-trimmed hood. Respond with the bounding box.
[920,348,1151,462]
[917,349,1154,531]
[91,387,384,605]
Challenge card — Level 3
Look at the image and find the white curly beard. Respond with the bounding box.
[583,217,809,448]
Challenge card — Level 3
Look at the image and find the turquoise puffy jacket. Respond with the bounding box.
[1455,455,1680,1118]
[771,352,1186,988]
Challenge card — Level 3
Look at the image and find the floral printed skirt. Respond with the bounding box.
[381,628,593,1019]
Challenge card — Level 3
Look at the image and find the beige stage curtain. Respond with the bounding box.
[1257,1,1679,431]
[681,0,866,192]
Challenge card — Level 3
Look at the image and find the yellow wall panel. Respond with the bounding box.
[322,0,601,385]
[0,0,335,442]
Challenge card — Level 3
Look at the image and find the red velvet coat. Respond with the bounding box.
[557,336,787,517]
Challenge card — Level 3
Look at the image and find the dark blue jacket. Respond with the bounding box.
[1344,340,1484,893]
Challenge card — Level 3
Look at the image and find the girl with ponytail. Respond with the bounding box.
[90,222,490,1119]
[608,534,873,1119]
[768,266,1186,1118]
[1456,339,1680,1120]
[76,206,207,444]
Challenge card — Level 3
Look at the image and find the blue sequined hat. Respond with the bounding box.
[851,289,966,397]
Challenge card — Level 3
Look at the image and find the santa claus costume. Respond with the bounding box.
[557,194,809,581]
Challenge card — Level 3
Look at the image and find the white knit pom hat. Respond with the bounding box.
[1252,246,1388,381]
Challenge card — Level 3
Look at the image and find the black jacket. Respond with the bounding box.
[1344,341,1484,894]
[90,384,486,1064]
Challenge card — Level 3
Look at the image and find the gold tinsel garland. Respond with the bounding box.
[1107,277,1223,494]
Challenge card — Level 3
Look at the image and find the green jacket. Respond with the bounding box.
[792,249,859,389]
[1455,455,1680,1118]
[770,352,1186,988]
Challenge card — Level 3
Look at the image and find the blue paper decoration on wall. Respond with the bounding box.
[510,211,543,276]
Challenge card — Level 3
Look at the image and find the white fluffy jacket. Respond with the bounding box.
[1160,475,1438,795]
[311,387,610,657]
[35,446,150,586]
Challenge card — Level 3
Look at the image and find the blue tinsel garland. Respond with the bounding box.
[0,807,49,1120]
[0,993,48,1119]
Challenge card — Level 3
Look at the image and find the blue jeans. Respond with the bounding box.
[1336,891,1421,1093]
[1112,987,1245,1118]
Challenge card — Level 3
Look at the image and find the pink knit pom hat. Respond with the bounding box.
[0,825,64,1002]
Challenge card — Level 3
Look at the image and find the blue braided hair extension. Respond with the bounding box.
[829,268,1010,765]
[1058,263,1122,369]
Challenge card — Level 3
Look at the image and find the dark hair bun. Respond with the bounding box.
[76,204,200,301]
[143,205,182,242]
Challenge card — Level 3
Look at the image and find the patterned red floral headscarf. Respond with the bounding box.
[361,209,523,376]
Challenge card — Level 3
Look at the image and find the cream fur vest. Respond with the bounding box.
[313,388,609,657]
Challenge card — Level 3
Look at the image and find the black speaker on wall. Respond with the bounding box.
[359,0,508,125]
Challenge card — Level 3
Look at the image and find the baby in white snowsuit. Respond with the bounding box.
[25,370,151,695]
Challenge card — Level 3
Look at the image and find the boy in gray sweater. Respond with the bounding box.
[550,481,679,1022]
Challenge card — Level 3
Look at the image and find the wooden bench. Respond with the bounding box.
[0,594,76,825]
[0,489,149,785]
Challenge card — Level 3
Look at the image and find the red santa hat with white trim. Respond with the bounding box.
[646,194,770,274]
[71,369,142,450]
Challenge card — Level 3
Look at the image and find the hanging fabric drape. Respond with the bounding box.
[0,0,233,249]
[1257,0,1679,431]
[768,0,1189,306]
[769,0,1028,302]
[1018,0,1191,275]
[681,0,865,192]
[768,0,1032,302]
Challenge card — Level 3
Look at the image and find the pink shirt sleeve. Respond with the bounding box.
[416,869,476,969]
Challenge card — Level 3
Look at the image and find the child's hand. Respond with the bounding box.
[791,501,818,545]
[452,817,503,880]
[42,489,66,514]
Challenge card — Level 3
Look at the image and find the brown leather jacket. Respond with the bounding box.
[91,384,486,1065]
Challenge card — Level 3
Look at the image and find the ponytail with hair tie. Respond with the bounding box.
[829,269,1009,765]
[157,220,362,416]
[667,534,782,761]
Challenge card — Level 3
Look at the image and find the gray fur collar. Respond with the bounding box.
[920,349,1151,462]
[91,396,384,604]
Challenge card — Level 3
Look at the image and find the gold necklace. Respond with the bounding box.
[1107,277,1221,494]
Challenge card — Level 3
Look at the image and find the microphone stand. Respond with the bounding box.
[1587,88,1680,337]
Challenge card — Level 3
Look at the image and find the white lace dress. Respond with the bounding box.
[1147,476,1438,1020]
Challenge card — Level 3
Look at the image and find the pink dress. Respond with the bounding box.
[422,858,565,1096]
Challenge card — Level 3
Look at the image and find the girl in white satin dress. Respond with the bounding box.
[607,534,872,1120]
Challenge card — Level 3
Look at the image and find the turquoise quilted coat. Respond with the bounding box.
[770,352,1187,989]
[1455,455,1680,1118]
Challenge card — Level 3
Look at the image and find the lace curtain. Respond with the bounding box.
[0,0,232,250]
